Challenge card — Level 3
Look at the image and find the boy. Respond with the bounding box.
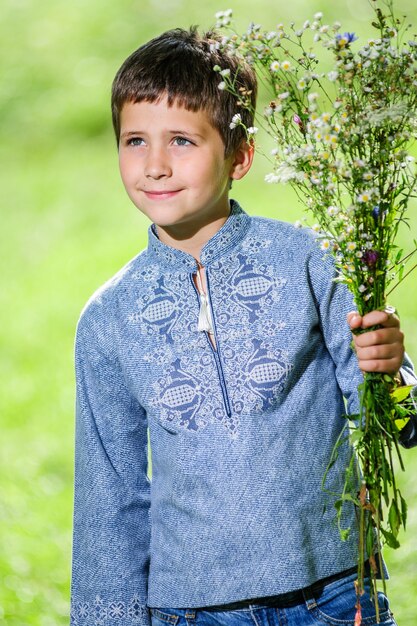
[70,28,417,626]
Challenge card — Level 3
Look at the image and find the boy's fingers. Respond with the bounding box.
[355,341,403,359]
[354,327,402,348]
[348,308,404,375]
[347,311,362,329]
[355,357,401,374]
[355,348,404,374]
[346,310,398,331]
[355,310,400,329]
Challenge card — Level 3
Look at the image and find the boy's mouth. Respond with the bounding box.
[144,190,182,200]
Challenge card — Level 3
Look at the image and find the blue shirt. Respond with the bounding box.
[70,200,417,625]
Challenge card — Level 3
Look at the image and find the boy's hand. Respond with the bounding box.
[347,309,405,376]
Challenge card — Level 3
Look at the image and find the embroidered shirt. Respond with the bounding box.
[71,200,417,626]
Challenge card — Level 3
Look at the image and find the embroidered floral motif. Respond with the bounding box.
[71,595,147,624]
[94,596,107,625]
[132,266,160,282]
[209,253,286,324]
[223,338,293,413]
[262,320,287,336]
[148,225,196,270]
[203,220,243,259]
[135,251,293,439]
[240,235,272,255]
[78,602,90,618]
[132,274,199,346]
[146,200,250,268]
[128,595,149,620]
[201,206,251,262]
[151,337,292,437]
[108,601,125,618]
[71,603,80,625]
[149,239,178,266]
[143,344,176,366]
[150,354,223,432]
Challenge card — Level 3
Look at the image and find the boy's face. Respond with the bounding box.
[118,97,252,242]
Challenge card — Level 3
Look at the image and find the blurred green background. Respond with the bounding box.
[1,0,416,624]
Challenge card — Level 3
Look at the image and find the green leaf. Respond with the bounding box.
[380,527,400,549]
[340,528,350,541]
[349,429,364,443]
[400,495,408,531]
[391,385,414,403]
[394,416,411,431]
[341,493,360,505]
[394,248,404,264]
[366,521,375,558]
[388,501,401,537]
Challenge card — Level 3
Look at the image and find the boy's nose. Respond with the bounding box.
[144,147,172,179]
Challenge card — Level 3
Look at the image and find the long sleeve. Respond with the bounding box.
[70,308,151,626]
[306,239,417,448]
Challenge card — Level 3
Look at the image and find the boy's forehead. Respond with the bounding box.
[120,97,214,131]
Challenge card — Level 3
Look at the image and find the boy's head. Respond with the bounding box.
[111,27,257,157]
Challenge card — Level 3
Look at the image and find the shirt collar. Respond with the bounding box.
[147,199,251,270]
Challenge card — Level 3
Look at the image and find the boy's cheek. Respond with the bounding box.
[119,150,134,174]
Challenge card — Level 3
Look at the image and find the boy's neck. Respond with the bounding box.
[154,210,231,263]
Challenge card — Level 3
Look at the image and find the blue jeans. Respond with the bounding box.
[149,572,397,626]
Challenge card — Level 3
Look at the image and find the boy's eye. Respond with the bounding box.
[127,137,145,146]
[173,136,193,146]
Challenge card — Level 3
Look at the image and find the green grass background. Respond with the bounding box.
[1,0,417,624]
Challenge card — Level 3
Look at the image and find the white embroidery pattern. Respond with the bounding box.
[209,252,287,324]
[130,250,293,438]
[202,211,249,262]
[240,236,272,255]
[150,354,228,433]
[131,273,195,344]
[71,594,147,624]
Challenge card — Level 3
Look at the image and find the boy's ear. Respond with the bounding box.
[229,139,255,181]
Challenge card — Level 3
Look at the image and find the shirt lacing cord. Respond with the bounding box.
[195,264,215,335]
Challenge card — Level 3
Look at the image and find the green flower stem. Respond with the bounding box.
[354,370,407,619]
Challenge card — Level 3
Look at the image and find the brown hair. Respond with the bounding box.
[111,27,257,157]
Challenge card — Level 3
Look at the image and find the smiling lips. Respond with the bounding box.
[144,190,181,200]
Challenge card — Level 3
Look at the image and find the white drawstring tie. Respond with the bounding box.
[195,268,214,334]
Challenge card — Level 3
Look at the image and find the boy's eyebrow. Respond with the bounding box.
[120,130,205,139]
[120,131,144,139]
[169,130,204,138]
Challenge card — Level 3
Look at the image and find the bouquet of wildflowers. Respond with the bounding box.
[214,1,417,622]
